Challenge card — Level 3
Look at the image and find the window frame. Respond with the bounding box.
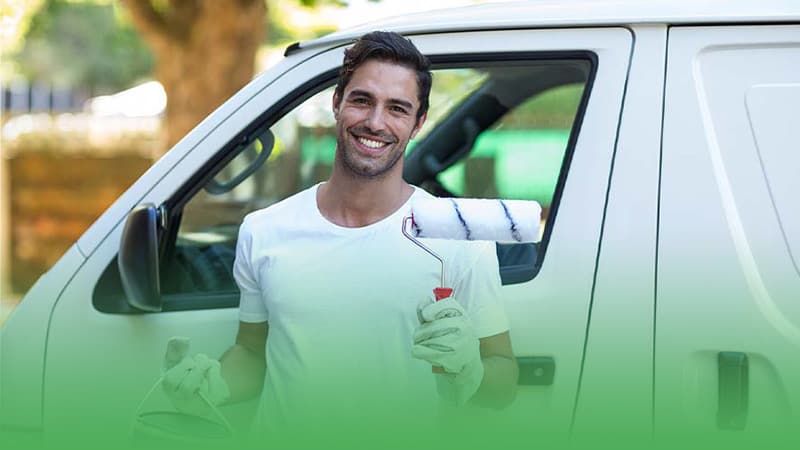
[92,51,598,314]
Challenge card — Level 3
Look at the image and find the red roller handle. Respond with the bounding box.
[431,287,453,374]
[433,287,453,301]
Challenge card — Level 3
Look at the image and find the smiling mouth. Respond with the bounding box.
[356,136,389,149]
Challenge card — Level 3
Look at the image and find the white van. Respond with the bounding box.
[2,0,799,446]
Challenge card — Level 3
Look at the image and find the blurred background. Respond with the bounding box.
[0,0,509,324]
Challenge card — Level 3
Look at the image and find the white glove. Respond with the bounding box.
[161,337,230,415]
[412,297,484,405]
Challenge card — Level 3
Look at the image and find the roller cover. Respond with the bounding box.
[411,198,542,243]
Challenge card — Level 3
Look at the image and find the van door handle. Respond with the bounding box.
[517,356,555,386]
[717,351,748,430]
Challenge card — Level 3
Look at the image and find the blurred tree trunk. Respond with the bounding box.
[121,0,267,154]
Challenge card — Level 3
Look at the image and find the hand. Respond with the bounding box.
[412,297,484,405]
[162,338,230,415]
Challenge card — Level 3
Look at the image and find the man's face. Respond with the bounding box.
[333,59,426,179]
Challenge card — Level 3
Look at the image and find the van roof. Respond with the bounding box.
[293,0,800,53]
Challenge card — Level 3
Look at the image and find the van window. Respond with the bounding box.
[433,81,584,227]
[96,57,593,312]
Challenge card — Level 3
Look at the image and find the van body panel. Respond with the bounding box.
[571,24,666,433]
[657,24,800,434]
[0,245,85,429]
[744,84,800,275]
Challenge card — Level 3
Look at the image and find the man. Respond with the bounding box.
[163,31,518,438]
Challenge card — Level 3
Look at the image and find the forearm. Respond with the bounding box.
[219,344,266,403]
[470,355,519,409]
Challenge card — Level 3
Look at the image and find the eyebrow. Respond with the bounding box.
[348,89,415,111]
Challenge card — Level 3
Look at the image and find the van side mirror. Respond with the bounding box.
[119,203,162,312]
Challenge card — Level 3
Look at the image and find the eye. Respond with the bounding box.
[351,97,369,105]
[390,105,408,114]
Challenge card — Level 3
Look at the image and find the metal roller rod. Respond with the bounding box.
[402,216,445,288]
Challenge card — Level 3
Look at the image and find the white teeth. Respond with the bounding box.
[357,137,385,149]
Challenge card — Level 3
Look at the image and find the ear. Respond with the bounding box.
[332,91,340,119]
[410,111,427,139]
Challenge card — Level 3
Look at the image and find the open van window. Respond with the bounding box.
[93,56,593,313]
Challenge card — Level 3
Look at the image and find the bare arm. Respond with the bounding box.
[220,321,268,403]
[470,331,519,409]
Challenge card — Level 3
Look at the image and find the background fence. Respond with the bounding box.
[2,80,88,115]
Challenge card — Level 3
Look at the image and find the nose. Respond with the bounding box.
[365,106,387,133]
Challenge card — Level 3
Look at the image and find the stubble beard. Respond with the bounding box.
[336,127,407,180]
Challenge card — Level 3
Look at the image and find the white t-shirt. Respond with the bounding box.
[233,183,508,431]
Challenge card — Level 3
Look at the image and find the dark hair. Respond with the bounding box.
[335,31,432,122]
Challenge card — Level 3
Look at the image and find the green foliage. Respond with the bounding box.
[266,7,336,46]
[268,21,338,46]
[523,83,585,117]
[267,0,345,45]
[298,0,348,7]
[497,83,585,129]
[12,0,154,94]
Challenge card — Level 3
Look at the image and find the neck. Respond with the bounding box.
[318,170,414,228]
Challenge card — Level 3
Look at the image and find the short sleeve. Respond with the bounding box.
[233,217,269,323]
[454,242,509,338]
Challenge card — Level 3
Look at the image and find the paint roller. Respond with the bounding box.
[402,197,542,301]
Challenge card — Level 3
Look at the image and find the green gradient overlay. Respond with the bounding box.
[3,367,799,450]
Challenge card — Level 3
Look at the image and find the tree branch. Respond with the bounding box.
[120,0,171,48]
[167,0,200,40]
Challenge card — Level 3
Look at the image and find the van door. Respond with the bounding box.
[570,24,666,437]
[40,48,349,441]
[40,27,632,442]
[657,24,800,441]
[424,29,633,436]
